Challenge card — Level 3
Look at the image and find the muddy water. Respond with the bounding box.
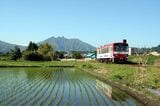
[0,68,141,106]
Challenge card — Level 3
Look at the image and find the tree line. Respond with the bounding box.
[7,42,84,61]
[10,42,55,61]
[130,45,160,55]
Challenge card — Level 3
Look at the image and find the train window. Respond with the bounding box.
[99,47,112,54]
[109,47,112,53]
[101,49,103,53]
[106,47,109,53]
[97,50,99,54]
[104,48,106,53]
[100,48,106,54]
[105,48,107,53]
[114,43,128,52]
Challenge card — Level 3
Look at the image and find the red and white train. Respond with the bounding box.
[97,40,129,62]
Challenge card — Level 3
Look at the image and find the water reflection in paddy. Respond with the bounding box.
[0,68,141,106]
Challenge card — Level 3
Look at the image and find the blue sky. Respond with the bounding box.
[0,0,160,47]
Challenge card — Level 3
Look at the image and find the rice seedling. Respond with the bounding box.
[0,67,142,106]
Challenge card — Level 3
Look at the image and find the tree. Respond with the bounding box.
[26,41,38,51]
[23,41,40,61]
[37,43,55,61]
[10,46,22,60]
[152,44,160,53]
[23,42,55,61]
[72,51,83,59]
[53,51,68,60]
[23,51,43,61]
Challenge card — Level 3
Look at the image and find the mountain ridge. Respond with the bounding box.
[0,36,96,53]
[0,40,25,53]
[38,36,96,52]
[1,37,159,54]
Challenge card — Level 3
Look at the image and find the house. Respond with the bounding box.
[83,53,96,60]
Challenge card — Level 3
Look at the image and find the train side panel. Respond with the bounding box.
[97,45,114,62]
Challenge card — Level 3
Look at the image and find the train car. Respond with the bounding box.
[97,39,129,62]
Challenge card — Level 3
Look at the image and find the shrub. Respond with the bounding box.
[72,51,83,59]
[10,46,22,61]
[23,51,43,61]
[81,64,93,69]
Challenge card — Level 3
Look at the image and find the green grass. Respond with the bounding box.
[147,55,160,64]
[0,61,75,67]
[76,61,160,101]
[0,55,10,61]
[128,54,160,65]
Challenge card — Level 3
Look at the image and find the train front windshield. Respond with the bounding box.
[114,43,128,52]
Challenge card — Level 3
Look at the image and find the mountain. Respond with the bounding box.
[38,36,96,52]
[0,36,96,53]
[0,40,25,54]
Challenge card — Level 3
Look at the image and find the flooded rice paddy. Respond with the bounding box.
[0,68,141,106]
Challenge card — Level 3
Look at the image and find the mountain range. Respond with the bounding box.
[0,36,96,53]
[0,40,25,54]
[1,36,160,54]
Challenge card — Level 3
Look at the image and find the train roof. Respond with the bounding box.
[97,42,128,50]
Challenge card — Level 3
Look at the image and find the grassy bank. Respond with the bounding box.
[76,61,160,101]
[128,54,160,65]
[0,61,75,67]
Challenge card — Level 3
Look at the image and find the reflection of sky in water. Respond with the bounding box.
[0,68,141,106]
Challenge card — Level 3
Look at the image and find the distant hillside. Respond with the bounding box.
[130,44,160,54]
[152,45,160,53]
[38,36,96,52]
[0,40,25,53]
